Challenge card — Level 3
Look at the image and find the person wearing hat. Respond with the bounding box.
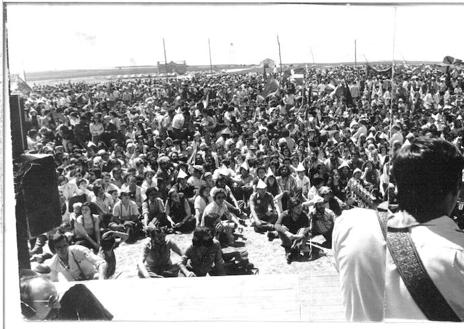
[215,127,232,148]
[318,186,345,217]
[187,165,204,191]
[294,163,311,197]
[404,132,415,146]
[156,156,174,200]
[137,225,184,278]
[274,197,312,264]
[276,165,298,195]
[390,124,404,146]
[58,175,79,202]
[308,195,336,249]
[173,169,196,205]
[233,161,255,208]
[202,172,214,189]
[249,179,278,234]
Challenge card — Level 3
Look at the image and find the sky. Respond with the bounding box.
[5,3,464,73]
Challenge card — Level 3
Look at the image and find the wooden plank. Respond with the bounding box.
[55,274,302,321]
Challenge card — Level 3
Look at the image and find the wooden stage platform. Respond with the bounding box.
[56,273,345,321]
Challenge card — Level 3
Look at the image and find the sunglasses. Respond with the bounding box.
[30,294,59,309]
[215,196,226,200]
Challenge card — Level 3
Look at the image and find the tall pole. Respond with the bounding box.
[208,38,213,74]
[354,39,357,68]
[310,47,315,65]
[163,38,168,75]
[387,6,397,206]
[277,34,282,76]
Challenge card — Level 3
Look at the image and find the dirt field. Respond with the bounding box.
[111,223,345,321]
[114,223,337,279]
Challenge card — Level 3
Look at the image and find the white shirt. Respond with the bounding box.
[333,209,464,321]
[49,245,105,282]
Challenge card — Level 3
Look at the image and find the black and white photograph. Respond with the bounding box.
[3,0,464,325]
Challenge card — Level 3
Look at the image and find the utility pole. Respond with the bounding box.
[354,39,357,68]
[277,34,282,75]
[163,38,168,75]
[208,38,213,74]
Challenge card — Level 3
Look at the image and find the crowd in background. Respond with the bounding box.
[21,62,464,280]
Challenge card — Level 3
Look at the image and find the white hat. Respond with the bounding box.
[338,161,350,170]
[240,161,249,171]
[177,169,188,179]
[192,165,203,172]
[353,168,362,175]
[296,163,305,172]
[312,195,325,204]
[266,168,275,177]
[256,179,267,189]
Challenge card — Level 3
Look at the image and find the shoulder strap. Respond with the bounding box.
[378,211,460,322]
[70,249,85,280]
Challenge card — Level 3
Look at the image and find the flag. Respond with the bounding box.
[10,74,32,96]
[262,78,280,97]
[290,73,305,85]
[344,82,356,110]
[443,55,463,66]
[366,64,392,78]
[445,65,452,90]
[443,56,455,65]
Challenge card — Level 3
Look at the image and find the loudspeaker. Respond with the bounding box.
[10,95,27,159]
[16,154,61,238]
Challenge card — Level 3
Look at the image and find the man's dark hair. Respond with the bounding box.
[392,137,464,222]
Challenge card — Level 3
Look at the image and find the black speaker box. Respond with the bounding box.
[16,154,61,238]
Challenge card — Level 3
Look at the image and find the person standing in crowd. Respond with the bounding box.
[334,137,464,321]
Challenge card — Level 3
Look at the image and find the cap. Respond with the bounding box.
[318,186,331,195]
[296,163,305,172]
[193,165,204,172]
[220,127,232,135]
[338,161,350,170]
[177,169,188,179]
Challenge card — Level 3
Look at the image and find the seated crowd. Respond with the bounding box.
[23,61,464,281]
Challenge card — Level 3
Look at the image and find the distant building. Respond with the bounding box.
[157,61,188,75]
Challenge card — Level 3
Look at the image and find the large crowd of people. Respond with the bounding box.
[21,62,464,283]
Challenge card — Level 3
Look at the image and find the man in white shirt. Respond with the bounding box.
[333,137,464,321]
